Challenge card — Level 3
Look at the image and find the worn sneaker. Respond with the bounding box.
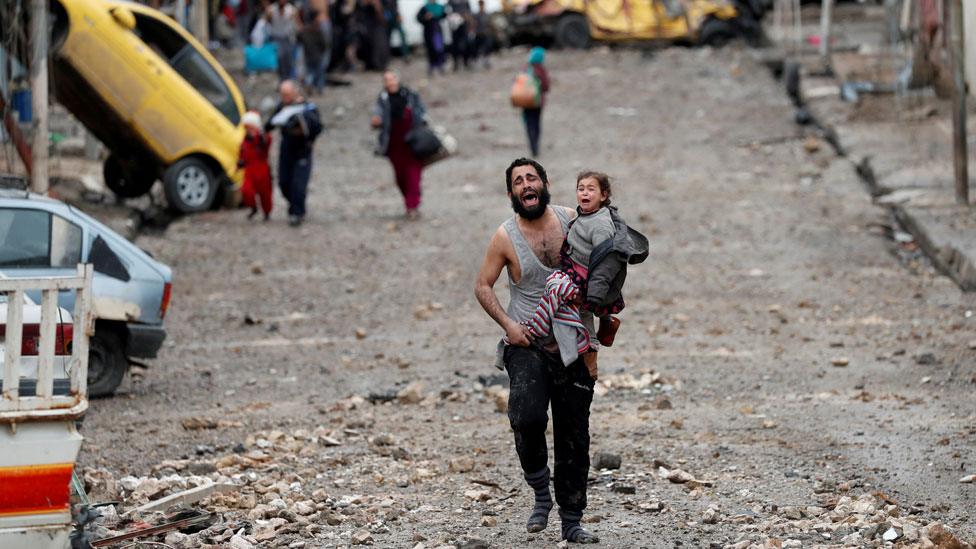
[597,316,621,347]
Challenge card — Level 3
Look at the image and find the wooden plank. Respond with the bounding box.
[71,265,92,396]
[36,289,57,399]
[3,291,24,401]
[0,276,87,292]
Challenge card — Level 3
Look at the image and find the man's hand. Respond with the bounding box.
[370,115,381,128]
[505,322,533,347]
[583,351,598,380]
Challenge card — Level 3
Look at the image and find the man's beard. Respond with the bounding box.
[510,185,551,220]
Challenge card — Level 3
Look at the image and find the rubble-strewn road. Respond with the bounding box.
[75,46,975,548]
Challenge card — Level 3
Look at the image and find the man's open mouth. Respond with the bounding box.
[521,191,539,207]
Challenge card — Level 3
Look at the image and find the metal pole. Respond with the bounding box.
[30,0,48,195]
[949,0,969,205]
[175,0,187,27]
[819,0,834,74]
[191,0,209,44]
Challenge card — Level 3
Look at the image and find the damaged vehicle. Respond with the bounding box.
[0,190,172,397]
[501,0,769,49]
[4,0,247,212]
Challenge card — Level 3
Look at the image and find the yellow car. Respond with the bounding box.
[49,0,245,212]
[502,0,768,49]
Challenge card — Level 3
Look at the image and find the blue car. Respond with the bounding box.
[0,189,172,396]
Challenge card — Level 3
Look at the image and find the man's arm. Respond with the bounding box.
[475,226,531,346]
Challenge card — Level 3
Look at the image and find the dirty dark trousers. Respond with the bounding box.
[504,345,594,514]
[278,149,312,218]
[522,108,542,157]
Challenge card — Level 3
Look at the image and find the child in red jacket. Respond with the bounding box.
[239,110,273,220]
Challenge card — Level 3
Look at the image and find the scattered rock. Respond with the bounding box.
[915,352,937,365]
[181,417,218,430]
[351,529,373,545]
[665,469,695,484]
[457,537,489,549]
[480,516,497,527]
[397,382,425,404]
[803,135,822,153]
[355,328,368,340]
[831,357,849,367]
[611,483,635,494]
[654,396,673,410]
[593,452,622,470]
[702,505,720,524]
[449,457,476,473]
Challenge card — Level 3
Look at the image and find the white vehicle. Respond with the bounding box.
[0,266,93,549]
[0,292,74,383]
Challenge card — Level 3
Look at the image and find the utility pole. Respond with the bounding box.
[948,0,969,205]
[30,0,48,195]
[175,0,187,27]
[191,0,209,45]
[819,0,834,75]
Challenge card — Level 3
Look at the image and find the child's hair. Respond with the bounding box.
[576,171,612,206]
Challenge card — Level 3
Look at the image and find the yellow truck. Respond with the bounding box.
[501,0,769,49]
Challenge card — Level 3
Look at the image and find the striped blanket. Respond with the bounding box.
[524,271,591,366]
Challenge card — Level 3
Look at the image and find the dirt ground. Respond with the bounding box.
[73,45,976,548]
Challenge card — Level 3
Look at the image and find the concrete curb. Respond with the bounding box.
[772,56,976,292]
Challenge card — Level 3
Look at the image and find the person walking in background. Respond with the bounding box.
[473,0,493,68]
[298,9,329,94]
[522,46,549,157]
[417,0,446,76]
[265,80,324,226]
[446,0,471,71]
[358,0,391,70]
[307,0,334,90]
[238,111,274,221]
[384,0,410,61]
[371,71,427,219]
[267,0,301,80]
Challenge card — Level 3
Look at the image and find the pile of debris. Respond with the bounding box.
[724,493,972,548]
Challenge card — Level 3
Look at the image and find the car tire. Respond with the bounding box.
[104,154,156,199]
[88,331,127,398]
[699,17,736,48]
[555,13,590,49]
[163,157,218,214]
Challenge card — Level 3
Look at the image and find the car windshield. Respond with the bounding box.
[134,14,241,125]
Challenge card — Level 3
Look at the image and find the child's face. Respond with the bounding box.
[245,124,260,136]
[576,177,607,214]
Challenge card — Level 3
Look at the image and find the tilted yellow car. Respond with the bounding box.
[501,0,769,49]
[48,0,245,212]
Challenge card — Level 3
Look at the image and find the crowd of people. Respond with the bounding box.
[160,0,499,88]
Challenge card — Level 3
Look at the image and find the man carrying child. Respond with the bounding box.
[474,158,647,544]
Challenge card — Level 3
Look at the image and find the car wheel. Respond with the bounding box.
[104,154,156,198]
[163,157,218,214]
[88,331,127,398]
[555,13,590,49]
[699,17,736,48]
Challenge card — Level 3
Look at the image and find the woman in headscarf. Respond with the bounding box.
[416,0,447,76]
[370,71,428,219]
[522,46,550,157]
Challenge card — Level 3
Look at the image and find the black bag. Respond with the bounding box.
[405,122,442,159]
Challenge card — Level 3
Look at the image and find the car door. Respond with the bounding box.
[131,12,241,158]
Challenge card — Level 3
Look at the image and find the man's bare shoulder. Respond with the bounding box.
[490,222,512,248]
